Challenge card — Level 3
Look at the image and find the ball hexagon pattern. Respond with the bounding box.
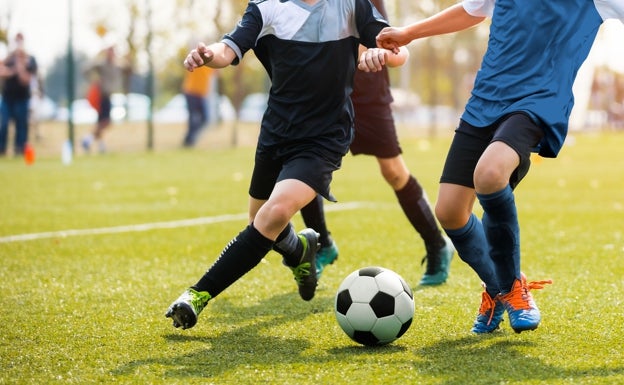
[334,266,414,346]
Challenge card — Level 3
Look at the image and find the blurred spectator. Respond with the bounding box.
[182,66,214,147]
[0,32,38,156]
[81,46,122,153]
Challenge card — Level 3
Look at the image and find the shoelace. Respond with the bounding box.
[190,290,211,312]
[291,262,311,284]
[501,277,553,310]
[478,291,499,326]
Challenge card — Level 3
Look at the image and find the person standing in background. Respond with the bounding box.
[182,65,214,147]
[82,46,122,153]
[0,32,38,157]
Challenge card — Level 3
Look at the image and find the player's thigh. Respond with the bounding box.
[440,121,491,189]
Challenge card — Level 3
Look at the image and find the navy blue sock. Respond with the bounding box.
[477,185,520,293]
[192,224,273,297]
[444,213,500,296]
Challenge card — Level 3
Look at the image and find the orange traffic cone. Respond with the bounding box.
[24,143,35,165]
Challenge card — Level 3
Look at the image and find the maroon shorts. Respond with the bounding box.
[349,103,402,158]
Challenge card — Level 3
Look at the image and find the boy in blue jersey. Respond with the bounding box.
[165,0,409,330]
[376,0,624,333]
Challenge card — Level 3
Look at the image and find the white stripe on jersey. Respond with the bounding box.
[256,0,310,41]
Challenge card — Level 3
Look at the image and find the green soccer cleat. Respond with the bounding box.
[285,228,320,301]
[165,288,212,330]
[419,237,455,286]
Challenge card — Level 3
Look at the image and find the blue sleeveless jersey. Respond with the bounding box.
[462,0,624,157]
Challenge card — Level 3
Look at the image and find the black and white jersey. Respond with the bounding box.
[223,0,389,152]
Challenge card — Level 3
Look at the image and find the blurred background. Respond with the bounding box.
[1,0,623,155]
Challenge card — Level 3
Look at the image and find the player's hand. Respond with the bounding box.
[358,48,387,73]
[183,42,214,71]
[376,27,410,54]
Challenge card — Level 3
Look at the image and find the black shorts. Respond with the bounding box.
[440,113,544,190]
[249,143,343,202]
[349,103,402,158]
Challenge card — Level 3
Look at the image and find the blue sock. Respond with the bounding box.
[444,213,500,296]
[477,185,520,293]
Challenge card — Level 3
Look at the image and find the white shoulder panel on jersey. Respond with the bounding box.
[462,0,495,18]
[256,0,311,41]
[594,0,624,22]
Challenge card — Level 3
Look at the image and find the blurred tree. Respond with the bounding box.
[38,0,492,143]
[45,52,90,105]
[0,6,11,46]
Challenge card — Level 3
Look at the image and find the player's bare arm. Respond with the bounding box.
[377,4,485,51]
[358,46,409,73]
[183,42,237,71]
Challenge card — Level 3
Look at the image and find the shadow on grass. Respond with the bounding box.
[112,291,337,379]
[408,334,624,384]
[112,290,624,383]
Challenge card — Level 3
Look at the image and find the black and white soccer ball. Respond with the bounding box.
[334,266,414,346]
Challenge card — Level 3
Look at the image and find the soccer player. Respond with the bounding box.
[376,0,624,333]
[166,0,409,330]
[299,0,454,286]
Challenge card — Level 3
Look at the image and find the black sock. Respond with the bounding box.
[192,224,273,297]
[395,175,445,253]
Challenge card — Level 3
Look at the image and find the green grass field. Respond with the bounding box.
[1,131,623,384]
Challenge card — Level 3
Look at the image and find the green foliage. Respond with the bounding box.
[1,133,623,384]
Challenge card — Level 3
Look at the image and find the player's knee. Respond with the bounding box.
[434,202,452,228]
[473,164,508,193]
[262,201,296,226]
[435,201,466,230]
[380,167,408,190]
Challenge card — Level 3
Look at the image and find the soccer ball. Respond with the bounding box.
[334,266,414,346]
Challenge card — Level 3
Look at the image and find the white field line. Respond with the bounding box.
[0,201,391,243]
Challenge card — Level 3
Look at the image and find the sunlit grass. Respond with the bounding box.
[1,131,623,384]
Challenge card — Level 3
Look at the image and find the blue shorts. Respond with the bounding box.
[440,113,544,190]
